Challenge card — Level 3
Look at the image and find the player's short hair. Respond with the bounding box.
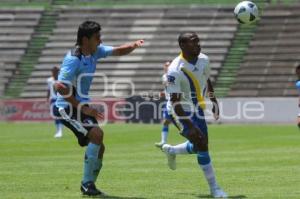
[52,66,59,71]
[178,32,198,46]
[296,64,300,71]
[76,21,101,46]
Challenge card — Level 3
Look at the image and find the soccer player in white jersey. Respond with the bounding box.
[52,21,144,197]
[47,66,63,138]
[163,32,227,198]
[295,65,300,128]
[155,61,172,147]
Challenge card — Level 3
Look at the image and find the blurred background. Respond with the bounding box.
[0,0,300,124]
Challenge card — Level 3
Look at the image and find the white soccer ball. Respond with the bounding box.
[234,1,259,24]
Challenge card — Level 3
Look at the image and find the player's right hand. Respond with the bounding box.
[133,39,144,48]
[81,106,104,120]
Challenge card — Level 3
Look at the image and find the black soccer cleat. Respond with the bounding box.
[80,181,105,197]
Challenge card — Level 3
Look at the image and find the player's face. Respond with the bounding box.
[183,35,201,57]
[88,32,102,54]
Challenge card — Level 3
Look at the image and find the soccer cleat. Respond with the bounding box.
[80,181,106,197]
[162,144,176,170]
[154,141,165,148]
[54,131,62,138]
[210,186,227,198]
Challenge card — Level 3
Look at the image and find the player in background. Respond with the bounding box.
[47,66,63,138]
[295,64,300,128]
[163,32,226,198]
[52,21,144,197]
[155,61,172,148]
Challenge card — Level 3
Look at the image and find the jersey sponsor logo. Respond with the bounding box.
[167,75,176,84]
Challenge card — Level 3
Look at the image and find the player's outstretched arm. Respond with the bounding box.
[111,39,144,56]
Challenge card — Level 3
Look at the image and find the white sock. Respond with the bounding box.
[200,162,218,189]
[168,142,189,154]
[57,123,63,134]
[161,131,168,143]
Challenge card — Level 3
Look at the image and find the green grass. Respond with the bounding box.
[0,123,300,199]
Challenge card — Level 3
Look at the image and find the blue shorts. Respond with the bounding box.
[178,108,208,137]
[50,98,56,104]
[162,103,172,121]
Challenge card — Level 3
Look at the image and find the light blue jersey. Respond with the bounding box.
[296,80,300,94]
[55,45,113,108]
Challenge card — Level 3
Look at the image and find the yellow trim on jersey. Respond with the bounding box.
[179,53,206,110]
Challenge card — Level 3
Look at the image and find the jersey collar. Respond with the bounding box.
[179,52,199,70]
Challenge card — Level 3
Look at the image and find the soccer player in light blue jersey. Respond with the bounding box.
[296,65,300,128]
[163,32,226,198]
[52,21,144,197]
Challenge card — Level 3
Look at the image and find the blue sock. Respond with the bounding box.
[82,143,100,184]
[161,125,169,143]
[186,142,196,154]
[197,151,211,165]
[162,125,169,132]
[92,159,103,182]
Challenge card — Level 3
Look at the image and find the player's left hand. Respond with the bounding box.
[82,106,104,120]
[133,39,144,48]
[212,100,219,120]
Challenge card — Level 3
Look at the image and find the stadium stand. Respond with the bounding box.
[0,62,5,96]
[228,4,300,97]
[0,8,43,98]
[20,6,237,98]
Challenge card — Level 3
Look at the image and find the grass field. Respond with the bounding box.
[0,123,300,199]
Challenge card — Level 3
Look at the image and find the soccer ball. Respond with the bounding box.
[234,1,259,24]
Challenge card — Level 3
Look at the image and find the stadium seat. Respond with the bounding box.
[0,8,43,96]
[20,6,237,98]
[228,4,300,97]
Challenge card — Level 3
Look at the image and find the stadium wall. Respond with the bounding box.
[207,98,297,124]
[0,98,297,124]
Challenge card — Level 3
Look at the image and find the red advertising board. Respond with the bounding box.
[0,98,125,122]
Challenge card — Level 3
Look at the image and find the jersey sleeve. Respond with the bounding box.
[94,44,113,60]
[296,80,300,89]
[166,70,182,94]
[58,56,80,85]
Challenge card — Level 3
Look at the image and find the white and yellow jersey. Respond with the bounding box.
[166,52,210,112]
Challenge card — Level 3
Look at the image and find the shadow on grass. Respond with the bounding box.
[197,194,247,198]
[82,195,147,199]
[178,192,247,199]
